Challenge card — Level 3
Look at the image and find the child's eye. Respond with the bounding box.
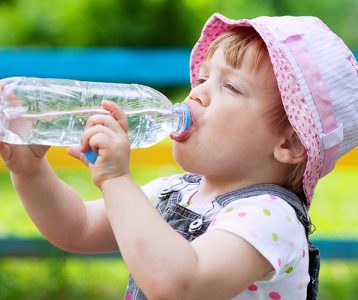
[224,83,240,94]
[194,78,207,86]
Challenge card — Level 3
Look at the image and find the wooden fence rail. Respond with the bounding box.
[1,237,357,260]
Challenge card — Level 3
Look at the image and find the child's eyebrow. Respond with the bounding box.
[222,66,254,90]
[198,61,209,74]
[199,58,267,93]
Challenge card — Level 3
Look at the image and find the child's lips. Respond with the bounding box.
[170,129,191,142]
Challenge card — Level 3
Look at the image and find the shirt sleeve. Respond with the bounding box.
[140,174,183,206]
[208,194,308,281]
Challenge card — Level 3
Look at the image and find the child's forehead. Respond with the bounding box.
[200,46,278,90]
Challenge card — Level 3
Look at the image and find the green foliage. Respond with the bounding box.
[0,258,357,299]
[319,261,358,300]
[0,0,357,48]
[0,0,200,47]
[1,256,356,300]
[0,258,129,300]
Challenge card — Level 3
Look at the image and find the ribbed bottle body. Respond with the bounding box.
[0,77,190,148]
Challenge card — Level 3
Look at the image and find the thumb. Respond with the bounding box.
[0,142,12,161]
[67,145,89,166]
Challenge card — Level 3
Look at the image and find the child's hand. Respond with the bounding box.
[0,83,50,176]
[0,142,50,176]
[79,100,130,188]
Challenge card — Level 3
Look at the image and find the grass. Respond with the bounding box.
[0,258,129,300]
[0,165,357,299]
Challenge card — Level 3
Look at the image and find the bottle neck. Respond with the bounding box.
[172,103,191,134]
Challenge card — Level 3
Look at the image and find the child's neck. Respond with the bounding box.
[190,176,255,205]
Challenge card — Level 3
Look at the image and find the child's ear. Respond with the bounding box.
[274,128,307,164]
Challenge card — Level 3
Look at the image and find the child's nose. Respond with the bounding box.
[188,84,210,107]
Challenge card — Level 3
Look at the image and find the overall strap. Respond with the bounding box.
[124,174,203,300]
[171,175,313,235]
[215,184,313,235]
[215,183,319,300]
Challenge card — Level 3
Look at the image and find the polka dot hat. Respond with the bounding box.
[190,13,358,207]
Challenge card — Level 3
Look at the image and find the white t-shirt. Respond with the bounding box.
[142,174,310,299]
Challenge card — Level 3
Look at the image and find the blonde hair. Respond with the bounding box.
[205,27,307,201]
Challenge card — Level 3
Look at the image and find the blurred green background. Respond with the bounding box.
[0,0,357,48]
[0,0,357,299]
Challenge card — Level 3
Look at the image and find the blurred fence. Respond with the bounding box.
[0,48,357,259]
[1,237,357,260]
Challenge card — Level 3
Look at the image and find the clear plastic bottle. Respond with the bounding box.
[0,77,191,162]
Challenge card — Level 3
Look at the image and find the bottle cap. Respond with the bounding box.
[84,148,97,164]
[182,103,191,132]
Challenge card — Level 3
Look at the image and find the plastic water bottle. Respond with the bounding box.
[0,77,191,163]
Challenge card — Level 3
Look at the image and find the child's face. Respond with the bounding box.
[173,45,285,182]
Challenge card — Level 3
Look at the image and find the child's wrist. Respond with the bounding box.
[99,173,132,192]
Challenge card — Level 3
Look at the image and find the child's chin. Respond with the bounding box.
[172,143,194,169]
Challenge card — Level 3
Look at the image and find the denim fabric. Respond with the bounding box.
[125,174,210,300]
[124,174,319,300]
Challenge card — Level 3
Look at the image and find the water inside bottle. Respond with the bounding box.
[2,108,176,147]
[126,108,175,148]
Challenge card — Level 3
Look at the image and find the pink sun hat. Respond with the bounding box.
[190,13,358,207]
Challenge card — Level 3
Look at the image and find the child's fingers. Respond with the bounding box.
[67,145,89,166]
[81,102,129,155]
[87,132,110,153]
[0,83,22,107]
[86,114,122,133]
[101,100,129,133]
[80,125,115,151]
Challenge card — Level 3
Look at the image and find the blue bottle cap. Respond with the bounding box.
[84,148,97,164]
[182,103,191,131]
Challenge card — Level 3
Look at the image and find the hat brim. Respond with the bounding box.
[190,13,322,207]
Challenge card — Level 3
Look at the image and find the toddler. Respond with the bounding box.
[1,13,357,300]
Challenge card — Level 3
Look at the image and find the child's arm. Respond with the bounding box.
[102,176,273,300]
[0,143,118,253]
[83,101,273,299]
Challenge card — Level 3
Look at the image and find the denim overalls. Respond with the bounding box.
[125,174,320,300]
